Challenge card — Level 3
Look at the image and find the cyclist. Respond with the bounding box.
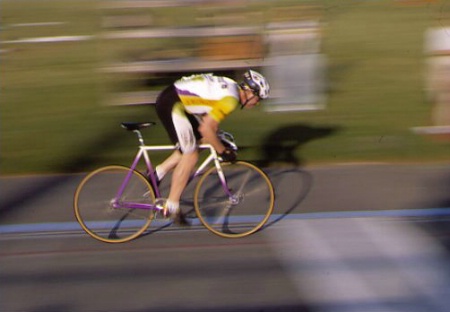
[154,69,270,223]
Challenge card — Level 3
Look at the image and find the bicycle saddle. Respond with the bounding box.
[121,122,156,131]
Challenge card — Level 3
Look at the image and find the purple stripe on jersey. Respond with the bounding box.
[175,88,199,97]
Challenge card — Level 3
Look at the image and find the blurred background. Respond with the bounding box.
[4,2,450,312]
[1,0,450,175]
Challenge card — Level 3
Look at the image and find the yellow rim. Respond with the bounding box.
[74,165,155,243]
[194,161,274,238]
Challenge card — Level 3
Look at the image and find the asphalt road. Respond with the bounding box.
[2,163,450,312]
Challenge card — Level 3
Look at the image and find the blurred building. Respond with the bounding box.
[265,20,326,112]
[425,27,450,126]
[99,0,326,112]
[414,27,450,138]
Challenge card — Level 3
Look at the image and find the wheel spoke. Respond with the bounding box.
[194,161,274,238]
[74,166,156,243]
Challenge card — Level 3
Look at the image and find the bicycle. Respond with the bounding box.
[73,122,275,243]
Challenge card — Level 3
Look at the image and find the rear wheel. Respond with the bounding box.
[74,165,155,243]
[194,161,274,238]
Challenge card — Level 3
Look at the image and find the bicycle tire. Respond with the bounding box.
[74,165,156,243]
[194,161,274,238]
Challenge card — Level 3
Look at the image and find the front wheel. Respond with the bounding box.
[194,161,274,238]
[74,165,156,243]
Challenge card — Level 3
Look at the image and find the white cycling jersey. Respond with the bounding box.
[174,73,240,122]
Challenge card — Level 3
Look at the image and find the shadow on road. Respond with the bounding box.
[263,167,313,229]
[256,123,339,167]
[0,121,141,221]
[253,123,337,230]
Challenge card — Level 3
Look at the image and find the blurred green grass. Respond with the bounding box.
[1,0,449,175]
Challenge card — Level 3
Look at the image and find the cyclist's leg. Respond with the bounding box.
[155,150,181,181]
[153,110,201,181]
[155,86,200,218]
[166,103,199,213]
[155,85,183,181]
[167,150,198,203]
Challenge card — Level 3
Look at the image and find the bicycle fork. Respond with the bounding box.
[212,157,242,208]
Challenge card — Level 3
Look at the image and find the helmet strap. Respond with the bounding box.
[240,92,259,109]
[239,82,258,109]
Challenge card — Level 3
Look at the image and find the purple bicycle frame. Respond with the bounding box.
[112,143,232,211]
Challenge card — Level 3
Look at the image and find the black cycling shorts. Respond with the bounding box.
[155,84,201,153]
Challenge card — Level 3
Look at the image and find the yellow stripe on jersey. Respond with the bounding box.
[209,96,239,122]
[179,95,238,123]
[179,95,216,106]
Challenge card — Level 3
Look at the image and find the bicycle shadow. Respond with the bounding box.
[256,123,339,167]
[252,123,337,230]
[262,167,313,229]
[139,177,198,238]
[139,166,314,235]
[140,220,174,237]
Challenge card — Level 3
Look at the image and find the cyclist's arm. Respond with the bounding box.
[198,115,226,154]
[198,95,238,154]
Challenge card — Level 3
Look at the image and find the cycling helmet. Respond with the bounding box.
[241,69,270,99]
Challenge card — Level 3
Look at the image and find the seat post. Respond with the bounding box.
[133,130,145,146]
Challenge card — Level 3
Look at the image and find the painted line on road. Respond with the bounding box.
[1,207,450,235]
[289,207,450,220]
